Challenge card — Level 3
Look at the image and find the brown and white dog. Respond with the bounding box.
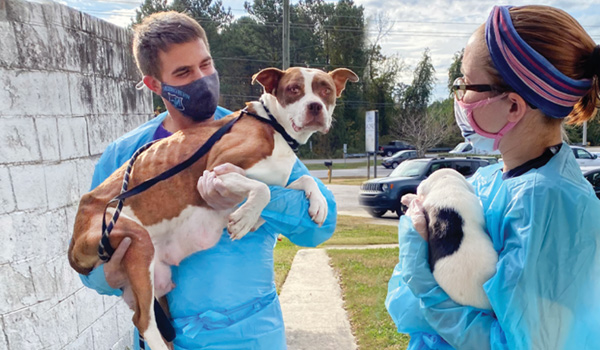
[68,67,359,350]
[408,168,498,310]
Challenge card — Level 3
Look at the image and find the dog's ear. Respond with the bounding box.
[329,68,359,97]
[252,68,285,94]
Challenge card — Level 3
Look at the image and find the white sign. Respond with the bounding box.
[365,110,376,153]
[343,143,347,154]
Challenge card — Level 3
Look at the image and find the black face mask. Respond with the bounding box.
[160,72,220,122]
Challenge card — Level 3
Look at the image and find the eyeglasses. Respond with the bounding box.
[452,77,495,101]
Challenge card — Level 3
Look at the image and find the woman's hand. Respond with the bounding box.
[197,163,247,210]
[401,193,428,241]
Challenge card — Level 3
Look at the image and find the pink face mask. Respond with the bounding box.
[455,93,516,151]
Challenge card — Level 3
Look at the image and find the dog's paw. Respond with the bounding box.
[227,207,261,240]
[308,190,328,226]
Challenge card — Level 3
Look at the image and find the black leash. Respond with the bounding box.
[97,115,241,345]
[240,102,299,152]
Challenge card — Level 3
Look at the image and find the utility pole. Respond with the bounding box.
[282,0,290,70]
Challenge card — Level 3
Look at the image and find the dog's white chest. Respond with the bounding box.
[245,133,296,186]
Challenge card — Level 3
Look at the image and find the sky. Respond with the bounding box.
[53,0,600,101]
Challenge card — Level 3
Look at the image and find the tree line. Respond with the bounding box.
[134,0,599,157]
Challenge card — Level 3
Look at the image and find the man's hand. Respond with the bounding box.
[97,237,131,289]
[401,194,428,241]
[197,163,247,210]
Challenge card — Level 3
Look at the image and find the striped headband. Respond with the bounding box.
[485,6,593,118]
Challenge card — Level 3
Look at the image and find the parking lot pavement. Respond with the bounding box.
[326,184,399,226]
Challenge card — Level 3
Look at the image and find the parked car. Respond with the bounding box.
[381,150,418,169]
[378,140,415,157]
[359,157,493,217]
[449,141,501,155]
[571,146,600,166]
[582,166,600,199]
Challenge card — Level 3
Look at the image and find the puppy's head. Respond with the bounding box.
[252,67,359,144]
[417,168,473,197]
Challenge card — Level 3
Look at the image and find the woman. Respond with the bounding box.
[386,5,600,349]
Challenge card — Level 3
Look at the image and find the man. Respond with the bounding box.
[79,11,336,349]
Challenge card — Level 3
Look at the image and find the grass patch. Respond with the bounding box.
[328,248,409,349]
[273,236,302,294]
[305,160,382,171]
[321,215,398,246]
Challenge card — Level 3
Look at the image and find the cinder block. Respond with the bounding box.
[49,25,81,72]
[54,249,84,298]
[62,4,82,32]
[75,287,106,334]
[57,116,89,159]
[0,166,15,214]
[112,331,134,350]
[69,73,96,116]
[91,307,122,350]
[63,327,94,350]
[6,209,67,263]
[0,214,15,265]
[75,157,97,196]
[13,22,54,70]
[0,116,41,163]
[10,164,47,211]
[0,263,36,315]
[44,161,79,209]
[0,70,70,116]
[0,317,7,350]
[3,298,77,349]
[35,117,60,161]
[0,21,19,68]
[96,77,124,114]
[5,0,45,26]
[86,114,125,156]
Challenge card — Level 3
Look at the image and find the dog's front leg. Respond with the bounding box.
[216,172,270,240]
[286,175,328,226]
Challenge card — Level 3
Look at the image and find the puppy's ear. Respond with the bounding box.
[252,68,285,94]
[329,68,359,97]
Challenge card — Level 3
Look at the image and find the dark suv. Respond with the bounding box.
[359,157,494,217]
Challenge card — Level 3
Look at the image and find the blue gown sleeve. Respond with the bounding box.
[388,179,600,350]
[260,159,336,247]
[388,216,505,350]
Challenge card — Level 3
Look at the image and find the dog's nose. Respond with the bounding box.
[308,102,322,116]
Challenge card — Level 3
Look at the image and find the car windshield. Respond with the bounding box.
[392,150,412,157]
[389,159,429,177]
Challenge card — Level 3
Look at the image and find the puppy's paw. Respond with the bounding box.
[308,191,328,226]
[227,207,261,240]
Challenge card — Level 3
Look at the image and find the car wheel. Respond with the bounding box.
[386,151,393,157]
[368,208,387,217]
[392,162,399,169]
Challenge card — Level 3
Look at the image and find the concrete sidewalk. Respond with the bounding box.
[279,244,398,350]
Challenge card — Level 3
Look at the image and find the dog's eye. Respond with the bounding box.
[321,88,332,96]
[288,85,300,94]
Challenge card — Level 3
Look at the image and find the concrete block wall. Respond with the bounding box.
[0,0,153,349]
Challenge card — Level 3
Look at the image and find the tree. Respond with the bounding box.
[447,49,464,95]
[393,49,453,156]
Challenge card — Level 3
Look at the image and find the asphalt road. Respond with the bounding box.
[309,165,393,179]
[326,184,400,226]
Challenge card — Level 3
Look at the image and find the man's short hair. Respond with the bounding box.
[133,11,209,79]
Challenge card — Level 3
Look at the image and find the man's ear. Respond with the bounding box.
[506,92,529,123]
[329,68,359,97]
[252,68,285,94]
[143,75,162,95]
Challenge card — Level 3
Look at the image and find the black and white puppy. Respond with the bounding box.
[413,168,498,310]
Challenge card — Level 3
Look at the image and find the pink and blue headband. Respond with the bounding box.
[485,6,593,118]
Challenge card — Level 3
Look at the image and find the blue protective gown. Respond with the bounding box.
[80,108,337,349]
[386,142,600,349]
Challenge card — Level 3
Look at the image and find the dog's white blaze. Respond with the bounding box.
[245,133,296,186]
